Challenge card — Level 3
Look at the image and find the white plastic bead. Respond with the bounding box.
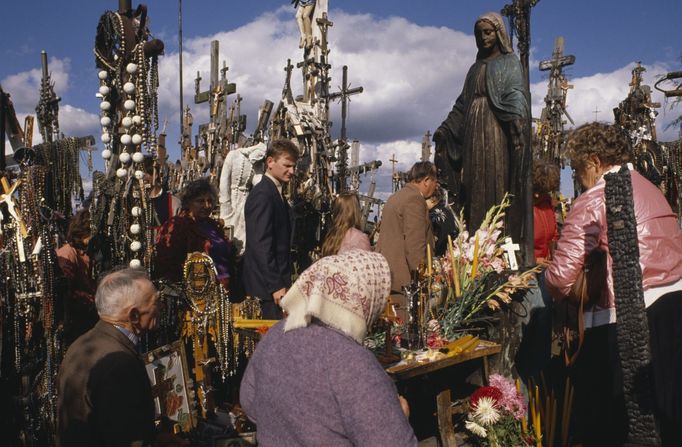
[130,241,142,252]
[100,116,111,127]
[131,134,142,145]
[134,170,144,180]
[123,82,136,94]
[124,99,136,111]
[132,152,144,163]
[132,115,142,125]
[119,152,131,164]
[129,259,142,268]
[98,85,110,96]
[100,133,111,144]
[126,63,138,74]
[131,206,142,217]
[100,101,111,111]
[121,116,133,128]
[101,149,112,160]
[98,70,108,80]
[120,134,132,145]
[116,168,128,178]
[130,223,141,235]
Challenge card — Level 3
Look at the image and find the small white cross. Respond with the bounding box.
[502,237,520,271]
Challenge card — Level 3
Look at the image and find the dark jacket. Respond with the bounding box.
[57,321,155,447]
[242,176,292,302]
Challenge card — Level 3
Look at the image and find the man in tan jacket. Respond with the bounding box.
[377,161,437,321]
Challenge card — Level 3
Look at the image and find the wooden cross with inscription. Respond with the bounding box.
[150,364,175,416]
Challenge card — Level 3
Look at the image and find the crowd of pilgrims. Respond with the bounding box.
[54,123,682,446]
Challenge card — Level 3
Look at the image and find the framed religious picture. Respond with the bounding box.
[144,340,196,432]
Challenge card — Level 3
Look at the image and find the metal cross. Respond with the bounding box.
[593,106,601,121]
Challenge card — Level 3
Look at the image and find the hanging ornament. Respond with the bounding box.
[124,100,136,111]
[126,63,138,74]
[132,134,142,145]
[134,170,144,180]
[100,101,111,111]
[101,133,111,144]
[116,168,128,178]
[131,206,142,217]
[98,70,108,80]
[102,149,112,160]
[119,152,131,164]
[100,116,112,127]
[123,82,136,94]
[129,259,142,268]
[130,241,142,252]
[120,134,132,145]
[130,223,141,235]
[121,116,133,128]
[99,85,111,96]
[132,152,144,163]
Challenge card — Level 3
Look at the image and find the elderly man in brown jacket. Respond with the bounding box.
[377,161,437,321]
[57,268,161,447]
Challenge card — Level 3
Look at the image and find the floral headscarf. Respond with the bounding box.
[281,250,391,343]
[475,12,513,55]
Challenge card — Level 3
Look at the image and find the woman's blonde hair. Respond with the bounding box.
[321,193,363,257]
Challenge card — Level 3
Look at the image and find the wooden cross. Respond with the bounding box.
[0,177,28,237]
[501,0,540,82]
[421,130,432,162]
[389,153,398,176]
[502,237,520,271]
[149,364,175,416]
[539,36,575,73]
[593,106,601,121]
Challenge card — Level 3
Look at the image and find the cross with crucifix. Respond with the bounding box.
[502,237,521,271]
[537,36,575,163]
[150,364,175,416]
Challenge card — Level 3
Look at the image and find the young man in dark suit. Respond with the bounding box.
[242,139,299,319]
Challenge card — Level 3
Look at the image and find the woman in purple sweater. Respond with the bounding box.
[240,250,417,446]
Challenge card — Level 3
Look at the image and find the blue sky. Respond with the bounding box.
[2,0,681,196]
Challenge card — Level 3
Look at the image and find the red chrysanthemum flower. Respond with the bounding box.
[469,386,503,409]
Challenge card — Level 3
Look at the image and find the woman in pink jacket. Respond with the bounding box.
[321,192,371,257]
[545,122,682,445]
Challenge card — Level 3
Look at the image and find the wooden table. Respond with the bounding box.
[385,341,501,446]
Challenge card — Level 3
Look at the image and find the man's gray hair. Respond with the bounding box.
[95,268,150,317]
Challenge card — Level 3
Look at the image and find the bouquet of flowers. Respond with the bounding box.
[431,194,543,339]
[465,374,536,446]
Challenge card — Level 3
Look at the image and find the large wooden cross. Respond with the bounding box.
[150,364,175,416]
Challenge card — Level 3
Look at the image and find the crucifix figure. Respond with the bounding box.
[327,65,363,192]
[0,177,28,237]
[149,364,175,416]
[502,237,520,271]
